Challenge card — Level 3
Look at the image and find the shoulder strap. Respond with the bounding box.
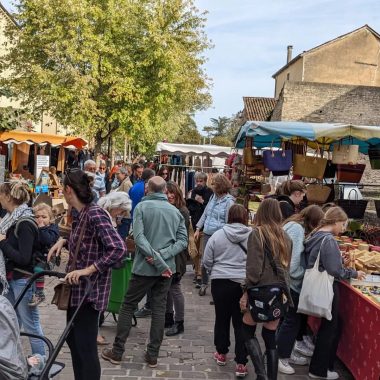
[222,229,248,255]
[69,214,88,271]
[14,216,38,239]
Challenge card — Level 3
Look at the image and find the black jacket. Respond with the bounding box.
[186,186,214,230]
[276,195,295,220]
[0,220,39,280]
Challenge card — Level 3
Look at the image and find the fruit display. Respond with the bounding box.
[352,285,380,305]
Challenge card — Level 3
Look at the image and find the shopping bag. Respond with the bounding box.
[263,149,292,172]
[188,223,198,259]
[336,164,365,183]
[298,238,334,320]
[293,149,327,180]
[337,189,368,219]
[332,144,359,164]
[368,144,380,169]
[307,184,332,204]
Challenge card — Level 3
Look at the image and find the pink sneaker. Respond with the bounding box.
[213,352,227,366]
[235,364,248,377]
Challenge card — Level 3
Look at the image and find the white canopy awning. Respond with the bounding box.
[156,142,236,158]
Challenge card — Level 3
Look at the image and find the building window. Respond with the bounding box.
[286,73,290,80]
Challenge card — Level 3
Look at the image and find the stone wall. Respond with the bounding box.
[272,81,380,126]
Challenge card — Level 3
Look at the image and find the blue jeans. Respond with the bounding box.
[6,278,45,356]
[117,218,131,240]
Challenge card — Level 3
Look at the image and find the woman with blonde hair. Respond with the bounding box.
[0,181,45,356]
[277,205,325,374]
[304,207,365,380]
[240,198,292,380]
[194,173,235,296]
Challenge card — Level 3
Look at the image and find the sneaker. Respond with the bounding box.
[101,348,122,365]
[213,352,226,366]
[309,370,339,379]
[289,351,308,365]
[294,340,313,357]
[303,335,315,351]
[199,284,208,296]
[235,363,248,377]
[192,276,197,284]
[278,358,295,374]
[134,306,152,318]
[195,278,202,288]
[144,352,158,368]
[28,293,46,307]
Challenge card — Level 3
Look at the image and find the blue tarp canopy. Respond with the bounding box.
[235,121,380,153]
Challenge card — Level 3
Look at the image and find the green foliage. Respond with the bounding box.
[173,115,202,144]
[211,135,233,147]
[0,107,25,131]
[0,0,212,152]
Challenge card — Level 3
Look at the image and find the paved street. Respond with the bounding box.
[36,267,353,380]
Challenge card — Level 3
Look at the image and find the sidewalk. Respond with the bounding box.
[38,268,353,380]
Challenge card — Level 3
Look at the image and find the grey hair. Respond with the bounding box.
[84,159,96,169]
[97,191,132,212]
[195,172,207,181]
[119,167,128,175]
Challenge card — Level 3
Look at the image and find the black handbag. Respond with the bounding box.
[247,236,290,322]
[337,189,368,219]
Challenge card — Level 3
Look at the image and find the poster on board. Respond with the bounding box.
[35,155,50,192]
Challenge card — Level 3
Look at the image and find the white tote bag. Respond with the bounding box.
[298,238,334,320]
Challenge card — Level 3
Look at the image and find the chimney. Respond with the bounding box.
[287,45,293,64]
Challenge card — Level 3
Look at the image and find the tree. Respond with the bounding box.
[209,116,230,136]
[0,0,211,153]
[173,115,202,144]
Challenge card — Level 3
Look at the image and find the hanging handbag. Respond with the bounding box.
[336,164,365,183]
[51,217,87,311]
[368,144,380,169]
[337,189,368,219]
[293,144,327,180]
[307,183,332,204]
[297,237,334,320]
[332,144,359,165]
[323,160,336,178]
[247,230,290,322]
[262,143,292,173]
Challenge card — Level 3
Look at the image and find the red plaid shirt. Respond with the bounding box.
[67,205,126,311]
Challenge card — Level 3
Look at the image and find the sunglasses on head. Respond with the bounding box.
[64,168,81,185]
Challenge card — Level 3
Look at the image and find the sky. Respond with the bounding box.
[2,0,380,132]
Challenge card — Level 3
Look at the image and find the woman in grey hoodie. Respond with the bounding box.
[203,204,251,378]
[304,207,365,380]
[277,205,324,375]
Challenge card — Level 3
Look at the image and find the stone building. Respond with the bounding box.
[273,25,380,98]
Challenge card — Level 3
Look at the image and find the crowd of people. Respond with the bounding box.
[0,158,366,380]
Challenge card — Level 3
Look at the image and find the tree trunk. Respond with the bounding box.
[94,130,103,156]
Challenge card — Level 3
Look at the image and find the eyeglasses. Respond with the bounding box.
[99,167,106,171]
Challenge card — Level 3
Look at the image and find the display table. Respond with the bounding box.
[309,281,380,380]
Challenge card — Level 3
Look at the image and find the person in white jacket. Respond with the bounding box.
[277,205,324,375]
[202,204,252,378]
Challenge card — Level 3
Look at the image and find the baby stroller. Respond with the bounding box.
[0,271,92,380]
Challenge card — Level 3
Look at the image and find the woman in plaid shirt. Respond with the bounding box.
[48,169,126,380]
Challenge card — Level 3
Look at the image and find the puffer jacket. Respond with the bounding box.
[196,194,235,235]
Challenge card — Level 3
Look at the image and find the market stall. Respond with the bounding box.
[234,121,380,379]
[155,142,239,194]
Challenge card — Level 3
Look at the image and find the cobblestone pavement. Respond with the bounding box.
[36,267,353,380]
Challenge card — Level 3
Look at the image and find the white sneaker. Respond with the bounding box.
[309,370,339,379]
[294,340,313,357]
[278,358,295,374]
[303,335,315,351]
[289,351,308,365]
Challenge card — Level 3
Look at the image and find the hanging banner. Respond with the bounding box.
[35,155,50,193]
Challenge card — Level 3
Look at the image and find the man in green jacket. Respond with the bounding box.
[102,176,188,367]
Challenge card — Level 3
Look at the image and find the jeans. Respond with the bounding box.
[67,303,100,380]
[201,234,211,285]
[117,218,131,240]
[211,279,247,365]
[113,274,172,358]
[309,282,342,377]
[6,278,45,356]
[277,289,301,358]
[166,276,185,321]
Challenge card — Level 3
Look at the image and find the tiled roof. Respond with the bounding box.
[243,97,277,121]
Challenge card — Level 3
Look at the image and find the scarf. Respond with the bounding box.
[0,249,7,295]
[0,203,34,235]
